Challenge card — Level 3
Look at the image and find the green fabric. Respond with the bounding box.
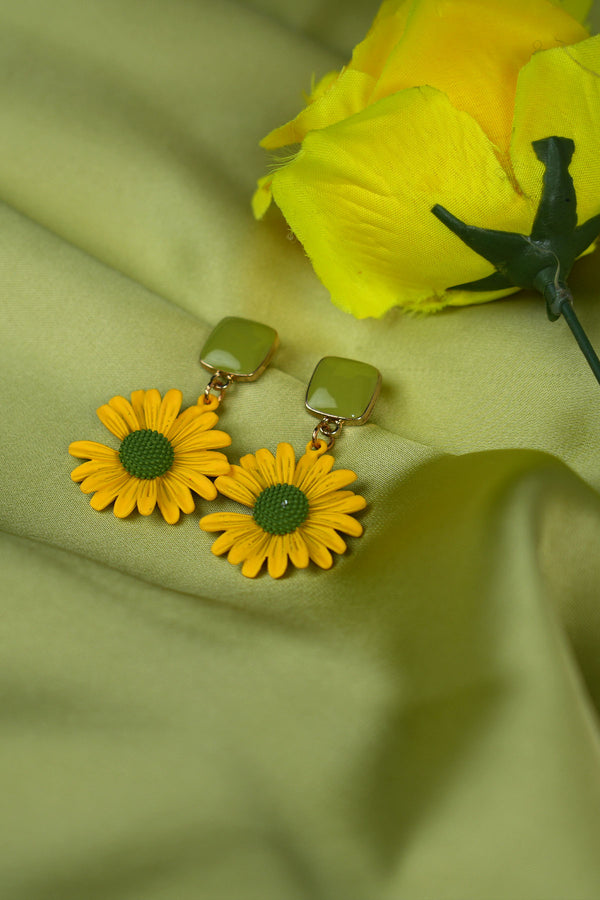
[2,2,600,898]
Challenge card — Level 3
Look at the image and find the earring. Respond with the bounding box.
[200,355,381,578]
[68,316,278,523]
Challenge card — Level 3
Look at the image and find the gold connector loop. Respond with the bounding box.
[311,417,343,451]
[203,371,234,406]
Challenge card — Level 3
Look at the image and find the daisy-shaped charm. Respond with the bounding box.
[199,441,367,578]
[69,389,231,523]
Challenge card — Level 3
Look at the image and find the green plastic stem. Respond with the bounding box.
[559,297,600,387]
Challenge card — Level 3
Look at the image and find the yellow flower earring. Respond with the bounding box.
[68,317,279,523]
[200,356,381,578]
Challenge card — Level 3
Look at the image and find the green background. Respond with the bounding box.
[1,2,600,897]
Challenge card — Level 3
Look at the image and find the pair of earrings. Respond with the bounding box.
[69,316,381,578]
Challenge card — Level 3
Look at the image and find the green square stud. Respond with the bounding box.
[306,356,381,424]
[200,317,279,382]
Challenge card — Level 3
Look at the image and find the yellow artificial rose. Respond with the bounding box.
[253,0,600,317]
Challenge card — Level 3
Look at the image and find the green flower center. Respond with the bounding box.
[253,484,309,535]
[119,429,174,479]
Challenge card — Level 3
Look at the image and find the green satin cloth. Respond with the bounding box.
[2,2,600,897]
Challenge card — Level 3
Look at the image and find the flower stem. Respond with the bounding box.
[542,278,600,387]
[559,299,600,388]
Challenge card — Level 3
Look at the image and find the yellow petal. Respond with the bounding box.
[137,479,158,516]
[287,531,310,569]
[211,528,249,557]
[261,69,374,150]
[270,85,534,316]
[267,535,289,579]
[309,510,364,537]
[302,522,347,555]
[157,389,183,436]
[96,403,130,441]
[169,465,217,501]
[258,1,409,151]
[252,174,274,220]
[162,472,196,512]
[304,468,358,500]
[227,522,265,565]
[301,530,333,569]
[70,459,121,483]
[143,389,162,430]
[240,532,272,577]
[239,454,270,492]
[69,440,119,461]
[200,511,254,532]
[216,461,260,493]
[510,34,600,232]
[167,407,219,444]
[89,480,127,511]
[275,443,296,485]
[174,430,232,453]
[254,448,277,488]
[294,450,334,493]
[156,478,181,524]
[113,477,142,518]
[174,450,231,477]
[309,491,367,515]
[215,474,258,507]
[130,390,147,429]
[369,0,588,158]
[348,0,411,80]
[79,466,128,494]
[108,395,140,433]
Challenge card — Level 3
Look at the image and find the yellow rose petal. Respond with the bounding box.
[370,0,588,158]
[252,174,274,220]
[261,69,375,150]
[510,34,600,229]
[270,86,533,317]
[349,0,411,81]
